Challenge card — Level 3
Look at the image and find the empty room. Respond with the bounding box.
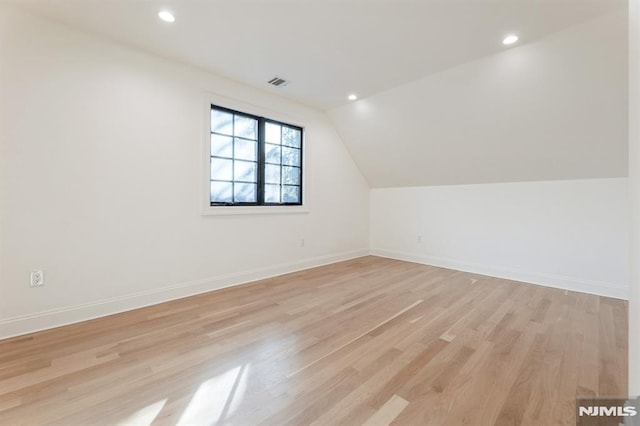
[1,0,639,425]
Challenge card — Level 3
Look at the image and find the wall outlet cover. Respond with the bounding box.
[30,270,44,287]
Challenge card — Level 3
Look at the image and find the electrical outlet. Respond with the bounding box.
[417,235,423,243]
[30,270,44,287]
[301,237,305,247]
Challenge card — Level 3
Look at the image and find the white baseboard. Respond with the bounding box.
[0,249,369,340]
[371,248,629,300]
[2,247,626,340]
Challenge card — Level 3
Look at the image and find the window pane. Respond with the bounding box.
[282,127,301,148]
[211,158,233,181]
[282,166,300,185]
[234,138,256,161]
[211,181,232,203]
[282,147,300,166]
[266,122,281,144]
[265,164,280,184]
[210,105,302,206]
[234,183,256,202]
[282,185,300,203]
[211,134,233,158]
[234,160,256,182]
[211,109,233,135]
[234,115,257,140]
[265,184,280,203]
[265,143,281,164]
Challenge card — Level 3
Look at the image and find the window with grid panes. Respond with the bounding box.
[209,105,303,206]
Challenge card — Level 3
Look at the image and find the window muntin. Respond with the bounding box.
[209,105,302,206]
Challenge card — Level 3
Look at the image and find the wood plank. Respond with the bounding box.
[0,256,628,425]
[362,394,409,426]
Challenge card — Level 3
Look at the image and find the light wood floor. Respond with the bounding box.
[0,256,628,425]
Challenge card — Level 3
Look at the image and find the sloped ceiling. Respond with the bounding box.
[6,0,626,109]
[328,10,628,187]
[5,0,629,187]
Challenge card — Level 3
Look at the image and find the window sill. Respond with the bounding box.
[202,206,310,216]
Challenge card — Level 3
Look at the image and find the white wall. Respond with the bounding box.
[371,178,629,299]
[0,5,369,339]
[629,0,640,398]
[328,10,628,188]
[0,2,631,346]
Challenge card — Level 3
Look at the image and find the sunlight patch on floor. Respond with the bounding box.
[116,398,167,426]
[177,364,250,426]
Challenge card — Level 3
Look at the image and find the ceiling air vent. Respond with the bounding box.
[268,77,288,87]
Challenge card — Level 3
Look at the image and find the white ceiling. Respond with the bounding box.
[8,0,626,110]
[328,9,628,187]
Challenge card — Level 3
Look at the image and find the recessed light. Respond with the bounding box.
[502,35,518,45]
[348,94,358,101]
[158,10,175,23]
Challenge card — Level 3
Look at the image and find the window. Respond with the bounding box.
[209,105,303,206]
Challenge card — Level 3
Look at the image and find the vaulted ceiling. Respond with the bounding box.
[6,0,629,187]
[327,10,628,187]
[9,0,626,109]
